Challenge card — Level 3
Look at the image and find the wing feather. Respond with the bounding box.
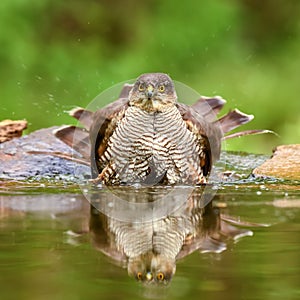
[177,103,223,175]
[53,125,90,160]
[89,98,130,178]
[191,96,226,120]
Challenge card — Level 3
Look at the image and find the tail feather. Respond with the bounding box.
[217,109,254,134]
[53,126,90,159]
[223,129,275,140]
[68,107,93,130]
[118,83,133,98]
[191,96,226,120]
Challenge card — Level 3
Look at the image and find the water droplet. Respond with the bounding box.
[48,93,54,100]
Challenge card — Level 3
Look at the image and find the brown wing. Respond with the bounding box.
[176,102,223,177]
[89,85,133,178]
[191,96,226,121]
[68,83,134,131]
[217,109,254,133]
[54,126,90,160]
[56,84,133,178]
[178,96,258,174]
[68,108,94,130]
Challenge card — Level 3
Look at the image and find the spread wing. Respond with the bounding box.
[176,95,256,176]
[53,126,90,160]
[54,84,133,178]
[55,87,258,181]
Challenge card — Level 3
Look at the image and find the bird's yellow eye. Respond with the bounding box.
[138,83,145,91]
[137,272,143,280]
[156,272,164,281]
[158,85,165,92]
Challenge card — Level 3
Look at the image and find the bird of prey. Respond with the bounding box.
[55,73,261,185]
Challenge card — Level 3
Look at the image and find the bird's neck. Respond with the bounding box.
[130,99,174,113]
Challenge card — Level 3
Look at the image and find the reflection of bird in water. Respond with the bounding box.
[52,73,268,286]
[89,188,253,285]
[55,73,265,184]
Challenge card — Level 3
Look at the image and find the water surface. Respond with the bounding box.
[0,155,299,300]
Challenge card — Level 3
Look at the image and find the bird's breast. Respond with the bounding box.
[100,106,203,184]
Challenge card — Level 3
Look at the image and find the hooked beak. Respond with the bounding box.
[146,85,154,99]
[145,272,153,281]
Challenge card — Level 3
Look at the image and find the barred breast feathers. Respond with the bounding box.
[98,105,208,184]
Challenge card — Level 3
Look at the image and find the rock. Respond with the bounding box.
[253,144,300,180]
[0,119,27,143]
[0,126,90,180]
[1,124,297,183]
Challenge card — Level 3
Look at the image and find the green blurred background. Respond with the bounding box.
[0,0,299,154]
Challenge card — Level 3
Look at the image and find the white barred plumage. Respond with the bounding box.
[99,104,206,185]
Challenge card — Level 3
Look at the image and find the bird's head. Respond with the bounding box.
[129,73,177,112]
[128,252,176,285]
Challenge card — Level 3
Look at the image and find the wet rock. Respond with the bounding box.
[1,125,298,183]
[253,144,300,180]
[0,126,90,180]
